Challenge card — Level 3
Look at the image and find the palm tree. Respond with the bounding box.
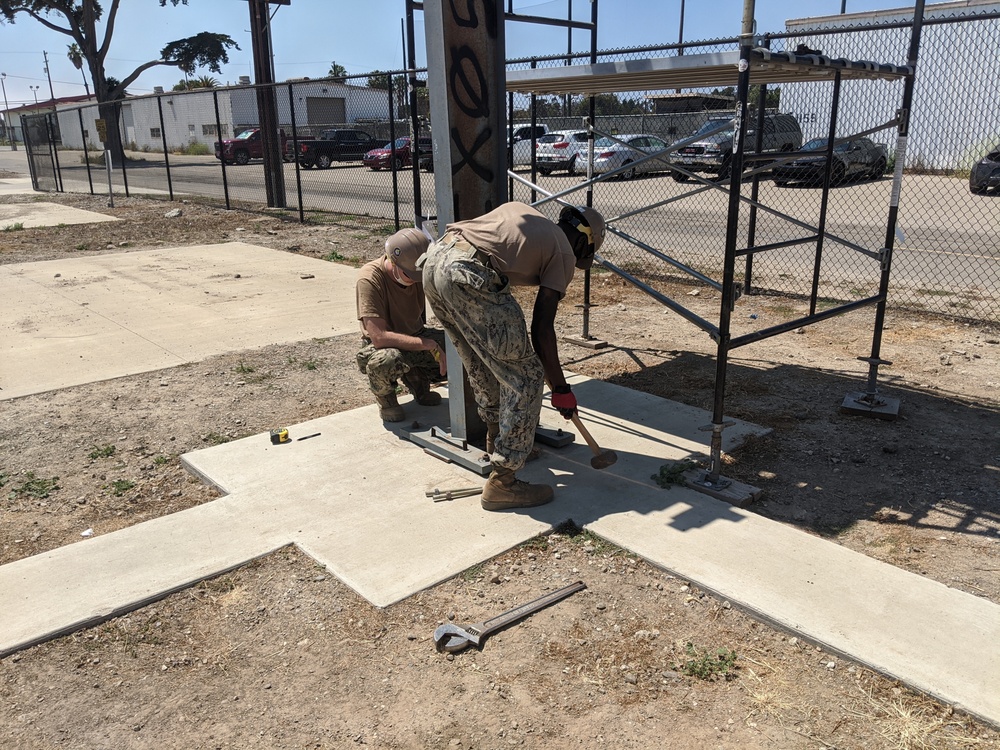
[192,75,219,89]
[66,43,90,96]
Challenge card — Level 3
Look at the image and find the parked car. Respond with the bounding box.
[509,123,548,143]
[771,136,887,186]
[592,134,671,179]
[670,113,803,180]
[418,126,548,172]
[362,136,432,171]
[288,128,378,169]
[215,128,288,165]
[969,148,1000,194]
[534,130,590,175]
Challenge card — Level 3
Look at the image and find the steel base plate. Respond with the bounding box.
[535,425,575,448]
[562,335,609,350]
[840,391,901,421]
[405,426,492,476]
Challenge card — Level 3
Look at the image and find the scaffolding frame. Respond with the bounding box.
[505,0,925,489]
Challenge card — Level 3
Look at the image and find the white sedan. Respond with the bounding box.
[592,134,671,179]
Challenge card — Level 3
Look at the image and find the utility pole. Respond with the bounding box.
[0,72,16,150]
[43,51,55,101]
[247,0,286,208]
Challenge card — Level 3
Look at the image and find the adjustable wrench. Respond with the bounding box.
[433,580,586,653]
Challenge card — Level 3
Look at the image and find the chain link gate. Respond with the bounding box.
[21,112,62,193]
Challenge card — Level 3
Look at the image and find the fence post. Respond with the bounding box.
[287,82,304,222]
[156,92,174,201]
[77,108,94,194]
[213,90,231,210]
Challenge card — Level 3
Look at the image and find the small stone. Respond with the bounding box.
[300,274,315,280]
[164,208,183,218]
[623,673,638,685]
[794,327,806,334]
[595,603,606,611]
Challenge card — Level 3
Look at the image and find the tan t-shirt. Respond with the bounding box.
[445,202,577,297]
[355,258,426,337]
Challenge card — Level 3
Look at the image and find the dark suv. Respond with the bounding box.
[288,128,379,169]
[671,113,803,180]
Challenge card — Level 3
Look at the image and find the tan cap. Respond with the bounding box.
[385,227,430,282]
[559,204,607,255]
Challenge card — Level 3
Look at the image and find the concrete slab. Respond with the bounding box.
[0,201,119,229]
[0,243,359,399]
[2,376,998,726]
[0,377,760,649]
[0,176,36,196]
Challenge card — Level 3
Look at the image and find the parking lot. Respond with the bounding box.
[12,147,1000,321]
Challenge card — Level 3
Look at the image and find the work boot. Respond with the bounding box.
[403,368,441,406]
[481,466,554,511]
[375,392,405,422]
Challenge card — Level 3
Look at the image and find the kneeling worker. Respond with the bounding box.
[356,227,447,422]
[420,202,606,511]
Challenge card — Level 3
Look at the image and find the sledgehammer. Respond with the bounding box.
[569,413,618,470]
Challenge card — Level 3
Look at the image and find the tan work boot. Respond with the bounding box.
[481,466,554,511]
[375,392,405,422]
[403,368,441,406]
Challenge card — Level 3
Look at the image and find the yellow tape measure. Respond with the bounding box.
[270,428,290,445]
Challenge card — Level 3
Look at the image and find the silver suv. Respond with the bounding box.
[671,113,803,181]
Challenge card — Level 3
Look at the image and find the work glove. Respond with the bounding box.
[551,384,577,420]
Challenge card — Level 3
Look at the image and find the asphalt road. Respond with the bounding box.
[4,149,997,316]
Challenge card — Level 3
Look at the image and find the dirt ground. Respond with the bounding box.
[2,180,999,749]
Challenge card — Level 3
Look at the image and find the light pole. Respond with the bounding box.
[0,72,15,150]
[30,85,41,109]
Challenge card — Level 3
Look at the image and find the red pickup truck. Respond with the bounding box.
[215,128,288,165]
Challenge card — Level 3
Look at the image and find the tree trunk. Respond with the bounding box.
[98,100,126,169]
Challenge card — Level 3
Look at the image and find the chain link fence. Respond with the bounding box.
[23,11,999,323]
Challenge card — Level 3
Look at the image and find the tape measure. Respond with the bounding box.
[270,428,290,445]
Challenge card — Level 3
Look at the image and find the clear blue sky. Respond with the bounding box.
[0,0,917,108]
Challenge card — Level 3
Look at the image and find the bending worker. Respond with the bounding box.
[356,227,447,422]
[420,201,606,511]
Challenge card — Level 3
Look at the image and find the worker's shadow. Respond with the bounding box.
[396,374,752,533]
[525,381,749,532]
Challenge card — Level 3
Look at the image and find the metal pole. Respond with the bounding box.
[707,0,756,487]
[405,0,424,227]
[0,73,16,150]
[287,82,304,223]
[78,107,93,194]
[856,0,925,407]
[43,51,55,101]
[156,93,174,201]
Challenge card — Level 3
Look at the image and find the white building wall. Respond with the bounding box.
[229,81,390,128]
[780,0,1000,170]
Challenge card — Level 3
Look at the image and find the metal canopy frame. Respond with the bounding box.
[505,47,913,96]
[505,0,926,490]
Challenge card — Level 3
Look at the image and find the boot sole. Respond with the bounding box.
[481,493,554,511]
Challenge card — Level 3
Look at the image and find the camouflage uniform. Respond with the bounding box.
[421,237,544,471]
[356,327,445,397]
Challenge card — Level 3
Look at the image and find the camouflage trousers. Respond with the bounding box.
[420,237,544,471]
[356,326,445,397]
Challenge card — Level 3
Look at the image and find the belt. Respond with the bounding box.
[442,231,493,268]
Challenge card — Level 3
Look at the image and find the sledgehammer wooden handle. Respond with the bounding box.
[569,413,618,469]
[570,413,602,456]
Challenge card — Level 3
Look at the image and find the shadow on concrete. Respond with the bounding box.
[565,345,1000,545]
